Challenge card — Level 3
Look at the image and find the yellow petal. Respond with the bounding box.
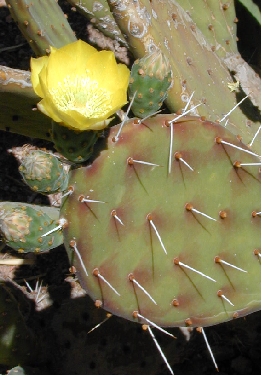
[108,88,128,114]
[30,56,49,97]
[60,111,113,131]
[85,51,120,92]
[45,40,98,89]
[116,63,130,90]
[37,98,62,123]
[30,40,130,131]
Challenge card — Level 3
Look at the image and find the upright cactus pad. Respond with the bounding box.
[0,203,63,253]
[10,145,69,194]
[128,48,172,117]
[107,0,261,154]
[6,0,76,56]
[61,114,260,328]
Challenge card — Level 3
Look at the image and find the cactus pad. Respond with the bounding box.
[0,203,63,253]
[10,145,69,194]
[52,122,100,163]
[6,0,76,56]
[61,114,260,328]
[128,48,172,117]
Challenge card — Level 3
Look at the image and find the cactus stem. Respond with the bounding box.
[185,203,217,222]
[92,268,121,296]
[111,210,124,226]
[128,273,157,305]
[113,92,137,142]
[87,313,113,334]
[127,157,161,167]
[220,95,249,123]
[214,256,247,273]
[41,218,68,237]
[197,327,219,372]
[132,311,176,339]
[78,195,106,204]
[174,152,194,171]
[217,290,234,306]
[174,258,217,283]
[147,214,167,255]
[145,325,174,375]
[249,125,261,147]
[69,240,89,277]
[215,137,260,158]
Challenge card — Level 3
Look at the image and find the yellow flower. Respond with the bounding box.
[30,40,130,131]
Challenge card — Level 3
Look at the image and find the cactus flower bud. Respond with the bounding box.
[30,40,130,131]
[140,48,172,81]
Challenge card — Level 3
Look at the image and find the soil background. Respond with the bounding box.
[0,1,261,375]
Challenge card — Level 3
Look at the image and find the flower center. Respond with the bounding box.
[50,74,112,118]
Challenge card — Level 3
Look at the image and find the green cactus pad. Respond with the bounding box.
[52,121,100,163]
[0,66,52,140]
[12,145,69,194]
[0,203,63,253]
[108,0,261,154]
[128,49,172,118]
[66,0,127,46]
[61,114,260,328]
[6,0,76,56]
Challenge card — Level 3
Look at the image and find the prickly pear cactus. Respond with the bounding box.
[0,202,63,253]
[9,145,69,194]
[6,0,76,56]
[128,48,172,118]
[107,0,261,154]
[51,122,100,163]
[61,114,260,328]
